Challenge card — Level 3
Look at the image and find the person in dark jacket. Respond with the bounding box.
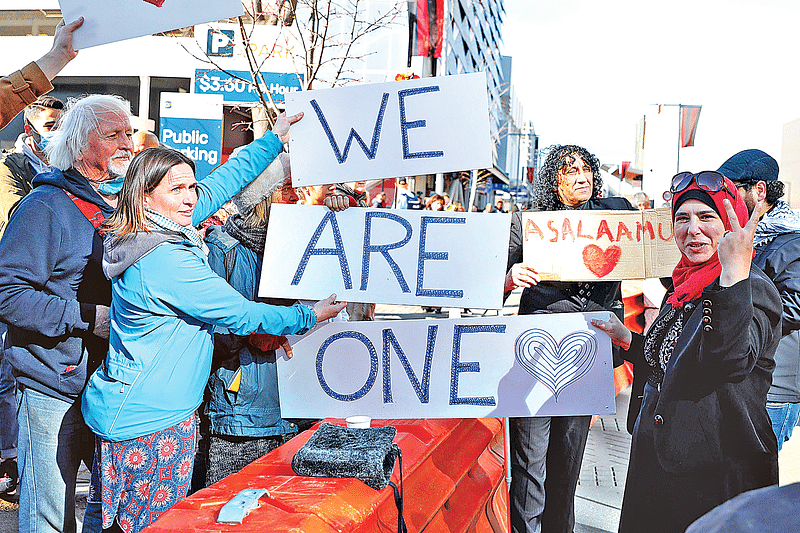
[504,145,635,533]
[0,94,64,504]
[717,149,800,451]
[0,94,132,532]
[0,95,64,237]
[592,170,782,533]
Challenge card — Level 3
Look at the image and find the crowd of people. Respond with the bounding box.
[1,18,799,533]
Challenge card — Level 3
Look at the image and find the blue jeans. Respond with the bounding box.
[0,324,17,459]
[766,401,800,452]
[17,386,96,533]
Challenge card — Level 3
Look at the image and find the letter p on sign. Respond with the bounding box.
[208,29,234,57]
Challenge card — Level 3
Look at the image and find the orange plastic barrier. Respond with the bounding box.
[143,418,508,532]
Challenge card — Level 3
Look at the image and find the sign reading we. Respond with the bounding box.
[259,204,510,309]
[279,312,614,419]
[285,72,493,187]
[522,208,682,281]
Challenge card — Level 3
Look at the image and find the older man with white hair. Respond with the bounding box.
[0,93,300,533]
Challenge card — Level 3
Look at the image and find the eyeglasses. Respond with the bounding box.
[670,171,735,199]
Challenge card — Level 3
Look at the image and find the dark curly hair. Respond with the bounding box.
[736,179,785,205]
[533,145,603,211]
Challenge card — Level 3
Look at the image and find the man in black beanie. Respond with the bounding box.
[718,148,800,451]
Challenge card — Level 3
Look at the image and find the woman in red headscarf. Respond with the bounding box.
[592,171,782,533]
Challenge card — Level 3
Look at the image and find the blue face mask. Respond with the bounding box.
[95,175,125,195]
[36,131,53,152]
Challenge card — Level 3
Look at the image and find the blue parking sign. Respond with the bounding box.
[193,69,303,105]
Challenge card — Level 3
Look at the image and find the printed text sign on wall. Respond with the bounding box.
[159,93,223,181]
[259,204,510,309]
[285,72,493,187]
[522,208,682,281]
[278,313,615,419]
[60,0,244,50]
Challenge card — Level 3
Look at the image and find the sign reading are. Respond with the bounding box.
[522,208,681,281]
[259,204,510,309]
[285,72,493,187]
[279,313,615,419]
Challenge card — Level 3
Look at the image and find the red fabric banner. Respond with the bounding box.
[680,105,702,147]
[411,0,444,58]
[621,161,631,180]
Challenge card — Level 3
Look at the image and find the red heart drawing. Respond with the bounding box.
[582,244,622,278]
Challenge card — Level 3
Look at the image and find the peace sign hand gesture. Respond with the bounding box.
[718,198,764,287]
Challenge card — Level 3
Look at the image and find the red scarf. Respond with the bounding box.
[667,177,750,308]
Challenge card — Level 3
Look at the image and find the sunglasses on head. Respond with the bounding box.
[670,171,735,198]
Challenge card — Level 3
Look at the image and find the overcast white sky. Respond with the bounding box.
[502,0,800,171]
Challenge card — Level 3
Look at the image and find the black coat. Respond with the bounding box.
[619,265,782,533]
[507,197,635,367]
[754,231,800,402]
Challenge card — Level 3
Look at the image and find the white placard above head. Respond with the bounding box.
[59,0,244,50]
[285,72,493,187]
[259,204,510,309]
[278,313,615,419]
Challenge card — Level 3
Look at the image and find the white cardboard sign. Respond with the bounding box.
[285,72,493,187]
[259,204,510,309]
[59,0,244,50]
[278,313,615,418]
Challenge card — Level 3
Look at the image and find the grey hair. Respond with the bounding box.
[45,94,131,171]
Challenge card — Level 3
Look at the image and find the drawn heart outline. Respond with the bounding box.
[582,244,622,278]
[514,329,597,401]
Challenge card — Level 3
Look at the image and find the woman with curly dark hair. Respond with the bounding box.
[532,144,604,211]
[505,144,633,533]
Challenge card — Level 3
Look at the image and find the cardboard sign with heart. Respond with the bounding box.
[521,208,681,281]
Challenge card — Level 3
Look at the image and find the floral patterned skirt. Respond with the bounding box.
[88,415,196,533]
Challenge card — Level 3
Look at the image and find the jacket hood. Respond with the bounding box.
[103,230,184,279]
[33,167,115,215]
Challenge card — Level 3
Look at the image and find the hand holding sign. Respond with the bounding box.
[505,262,541,292]
[590,312,632,351]
[312,294,347,322]
[36,18,83,80]
[719,199,764,288]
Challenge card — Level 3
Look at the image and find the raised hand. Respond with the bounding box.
[718,198,763,287]
[272,111,304,144]
[37,18,83,80]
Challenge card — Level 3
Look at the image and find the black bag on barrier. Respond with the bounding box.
[292,423,406,532]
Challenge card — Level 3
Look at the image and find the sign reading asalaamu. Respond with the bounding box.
[522,207,681,281]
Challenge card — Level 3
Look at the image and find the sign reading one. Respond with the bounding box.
[259,204,510,309]
[285,72,493,187]
[159,93,223,180]
[278,313,615,419]
[60,0,244,50]
[522,208,681,281]
[193,69,303,105]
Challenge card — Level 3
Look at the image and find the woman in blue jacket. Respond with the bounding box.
[81,145,345,533]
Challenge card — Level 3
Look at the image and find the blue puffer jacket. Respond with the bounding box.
[204,224,297,437]
[81,133,317,442]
